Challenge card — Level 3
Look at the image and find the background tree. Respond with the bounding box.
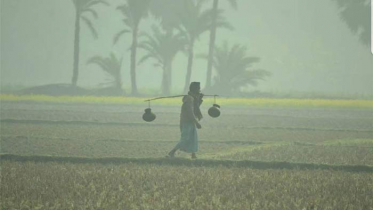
[177,0,212,93]
[149,0,182,30]
[178,0,233,93]
[87,53,124,93]
[209,42,271,95]
[333,0,370,46]
[115,0,151,96]
[205,0,237,89]
[138,26,187,95]
[71,0,109,87]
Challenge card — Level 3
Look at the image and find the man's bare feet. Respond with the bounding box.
[166,151,175,158]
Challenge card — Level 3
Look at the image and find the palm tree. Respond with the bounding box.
[138,26,187,95]
[71,0,109,87]
[209,42,270,95]
[205,0,237,89]
[333,0,370,46]
[149,0,182,30]
[87,53,123,91]
[115,0,151,96]
[178,0,232,93]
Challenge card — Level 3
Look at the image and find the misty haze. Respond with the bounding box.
[1,0,372,209]
[1,0,372,96]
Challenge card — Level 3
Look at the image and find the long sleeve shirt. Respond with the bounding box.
[180,95,199,124]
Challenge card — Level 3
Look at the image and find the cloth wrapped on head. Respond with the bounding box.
[189,82,200,93]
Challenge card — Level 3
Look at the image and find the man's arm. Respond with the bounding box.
[199,93,204,106]
[185,96,202,129]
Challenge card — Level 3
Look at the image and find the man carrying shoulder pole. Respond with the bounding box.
[167,82,203,159]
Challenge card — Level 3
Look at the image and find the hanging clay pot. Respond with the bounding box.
[208,104,221,118]
[143,108,156,122]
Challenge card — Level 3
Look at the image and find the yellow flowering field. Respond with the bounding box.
[1,94,372,109]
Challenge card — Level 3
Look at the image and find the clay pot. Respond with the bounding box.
[143,108,156,122]
[208,104,221,118]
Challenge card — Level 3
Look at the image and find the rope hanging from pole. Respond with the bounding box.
[142,94,220,122]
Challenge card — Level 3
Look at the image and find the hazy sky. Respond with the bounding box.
[1,0,372,95]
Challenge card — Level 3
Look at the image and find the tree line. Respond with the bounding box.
[72,0,270,96]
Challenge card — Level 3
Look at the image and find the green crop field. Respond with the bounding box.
[1,98,373,209]
[2,94,373,108]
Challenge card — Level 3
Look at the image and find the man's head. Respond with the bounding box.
[189,82,201,94]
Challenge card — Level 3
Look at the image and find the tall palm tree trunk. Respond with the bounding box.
[72,10,80,87]
[115,70,122,91]
[130,25,139,95]
[165,29,173,94]
[169,62,173,94]
[205,0,219,89]
[183,38,195,93]
[162,61,171,95]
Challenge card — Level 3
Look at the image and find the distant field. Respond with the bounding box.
[1,101,372,209]
[1,94,373,108]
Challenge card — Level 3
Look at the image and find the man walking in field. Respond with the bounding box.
[167,82,203,159]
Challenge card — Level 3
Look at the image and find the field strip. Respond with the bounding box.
[2,94,373,108]
[232,126,373,132]
[2,119,372,133]
[201,141,373,161]
[1,154,372,173]
[0,135,265,145]
[201,143,283,159]
[320,138,373,144]
[0,119,177,127]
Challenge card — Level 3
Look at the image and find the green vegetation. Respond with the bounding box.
[205,0,237,89]
[71,0,109,86]
[138,26,186,95]
[1,161,372,209]
[333,0,370,45]
[204,41,270,95]
[1,101,372,209]
[115,0,151,95]
[217,141,373,166]
[87,53,124,92]
[1,94,372,109]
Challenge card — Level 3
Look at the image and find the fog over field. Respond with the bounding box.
[1,0,372,95]
[1,1,373,208]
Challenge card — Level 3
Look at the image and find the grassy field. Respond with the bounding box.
[1,94,373,108]
[2,161,372,210]
[1,99,373,209]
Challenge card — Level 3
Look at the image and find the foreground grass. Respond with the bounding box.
[1,161,372,210]
[1,94,373,108]
[218,143,373,166]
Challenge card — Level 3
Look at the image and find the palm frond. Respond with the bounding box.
[117,0,151,27]
[82,8,98,19]
[138,54,155,65]
[84,0,109,9]
[138,25,186,69]
[333,0,370,45]
[73,0,108,39]
[149,0,182,29]
[215,9,234,30]
[113,29,131,44]
[87,53,123,87]
[117,5,135,29]
[212,41,270,92]
[232,69,271,87]
[81,16,98,38]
